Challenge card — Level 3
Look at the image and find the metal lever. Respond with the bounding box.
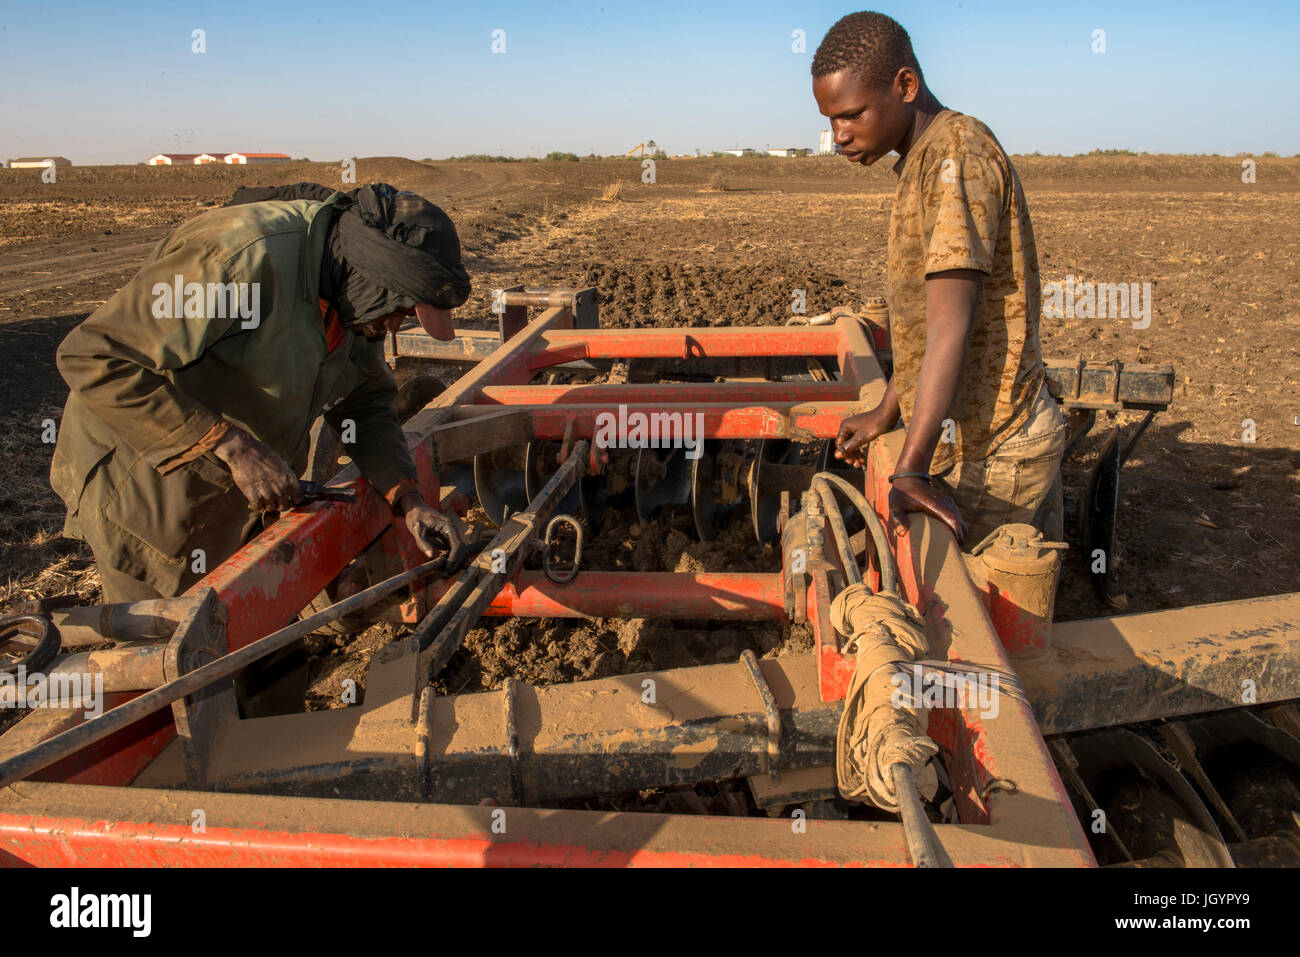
[298,480,357,503]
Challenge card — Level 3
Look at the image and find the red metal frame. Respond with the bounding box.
[0,307,1094,867]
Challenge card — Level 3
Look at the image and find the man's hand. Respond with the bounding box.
[835,377,899,469]
[888,475,966,545]
[213,425,302,512]
[399,492,466,568]
[835,406,894,468]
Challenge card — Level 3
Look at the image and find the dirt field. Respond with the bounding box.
[2,155,1298,703]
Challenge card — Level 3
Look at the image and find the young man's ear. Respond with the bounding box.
[895,66,921,103]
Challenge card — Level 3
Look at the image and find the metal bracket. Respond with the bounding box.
[164,589,235,790]
[498,286,598,341]
[740,649,781,783]
[502,677,524,805]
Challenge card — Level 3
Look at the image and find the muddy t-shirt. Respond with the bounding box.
[886,109,1044,473]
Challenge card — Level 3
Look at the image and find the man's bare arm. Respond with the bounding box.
[888,268,981,542]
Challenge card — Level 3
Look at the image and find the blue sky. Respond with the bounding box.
[2,0,1297,164]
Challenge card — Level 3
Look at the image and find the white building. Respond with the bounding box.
[8,156,71,168]
[146,153,224,165]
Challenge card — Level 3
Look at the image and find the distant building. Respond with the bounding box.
[224,153,291,165]
[818,130,834,155]
[8,156,72,168]
[146,153,220,165]
[147,152,288,165]
[715,148,756,157]
[766,148,810,157]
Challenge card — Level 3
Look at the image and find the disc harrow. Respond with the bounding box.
[1,286,1296,869]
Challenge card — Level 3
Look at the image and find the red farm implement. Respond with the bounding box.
[1,289,1297,867]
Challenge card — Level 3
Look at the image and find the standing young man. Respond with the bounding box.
[815,11,1065,547]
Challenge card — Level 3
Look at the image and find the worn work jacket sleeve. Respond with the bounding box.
[55,236,253,471]
[326,343,420,502]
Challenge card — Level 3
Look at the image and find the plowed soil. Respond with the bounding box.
[2,155,1298,705]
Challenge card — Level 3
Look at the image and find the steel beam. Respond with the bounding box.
[159,654,838,804]
[448,402,856,441]
[1019,591,1300,735]
[534,326,844,363]
[478,380,859,405]
[410,571,787,621]
[0,781,1093,868]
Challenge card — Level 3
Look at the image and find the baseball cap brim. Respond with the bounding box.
[414,302,455,341]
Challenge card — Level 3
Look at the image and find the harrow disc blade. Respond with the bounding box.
[634,446,692,525]
[749,439,797,544]
[748,439,832,544]
[691,439,746,541]
[525,440,582,518]
[1083,427,1121,602]
[474,446,529,526]
[1064,729,1234,867]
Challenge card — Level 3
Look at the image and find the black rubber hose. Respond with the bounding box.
[811,472,898,594]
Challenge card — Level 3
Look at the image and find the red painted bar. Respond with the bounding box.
[449,402,857,440]
[191,488,396,652]
[422,571,786,620]
[19,693,177,788]
[835,315,888,406]
[535,326,844,361]
[428,307,575,404]
[0,787,1091,867]
[479,380,858,405]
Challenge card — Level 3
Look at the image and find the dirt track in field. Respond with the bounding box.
[1,155,1297,703]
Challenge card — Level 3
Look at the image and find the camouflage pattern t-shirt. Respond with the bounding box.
[886,109,1044,473]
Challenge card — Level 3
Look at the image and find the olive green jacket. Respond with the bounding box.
[50,196,418,598]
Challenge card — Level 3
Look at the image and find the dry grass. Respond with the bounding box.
[599,181,625,202]
[0,409,100,610]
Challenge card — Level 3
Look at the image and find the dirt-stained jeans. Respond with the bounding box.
[937,382,1067,549]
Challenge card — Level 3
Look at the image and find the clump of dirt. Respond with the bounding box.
[304,621,406,710]
[435,612,812,697]
[577,497,782,573]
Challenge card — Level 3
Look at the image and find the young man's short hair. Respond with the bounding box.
[811,11,924,90]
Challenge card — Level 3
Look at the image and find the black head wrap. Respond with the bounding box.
[226,182,471,326]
